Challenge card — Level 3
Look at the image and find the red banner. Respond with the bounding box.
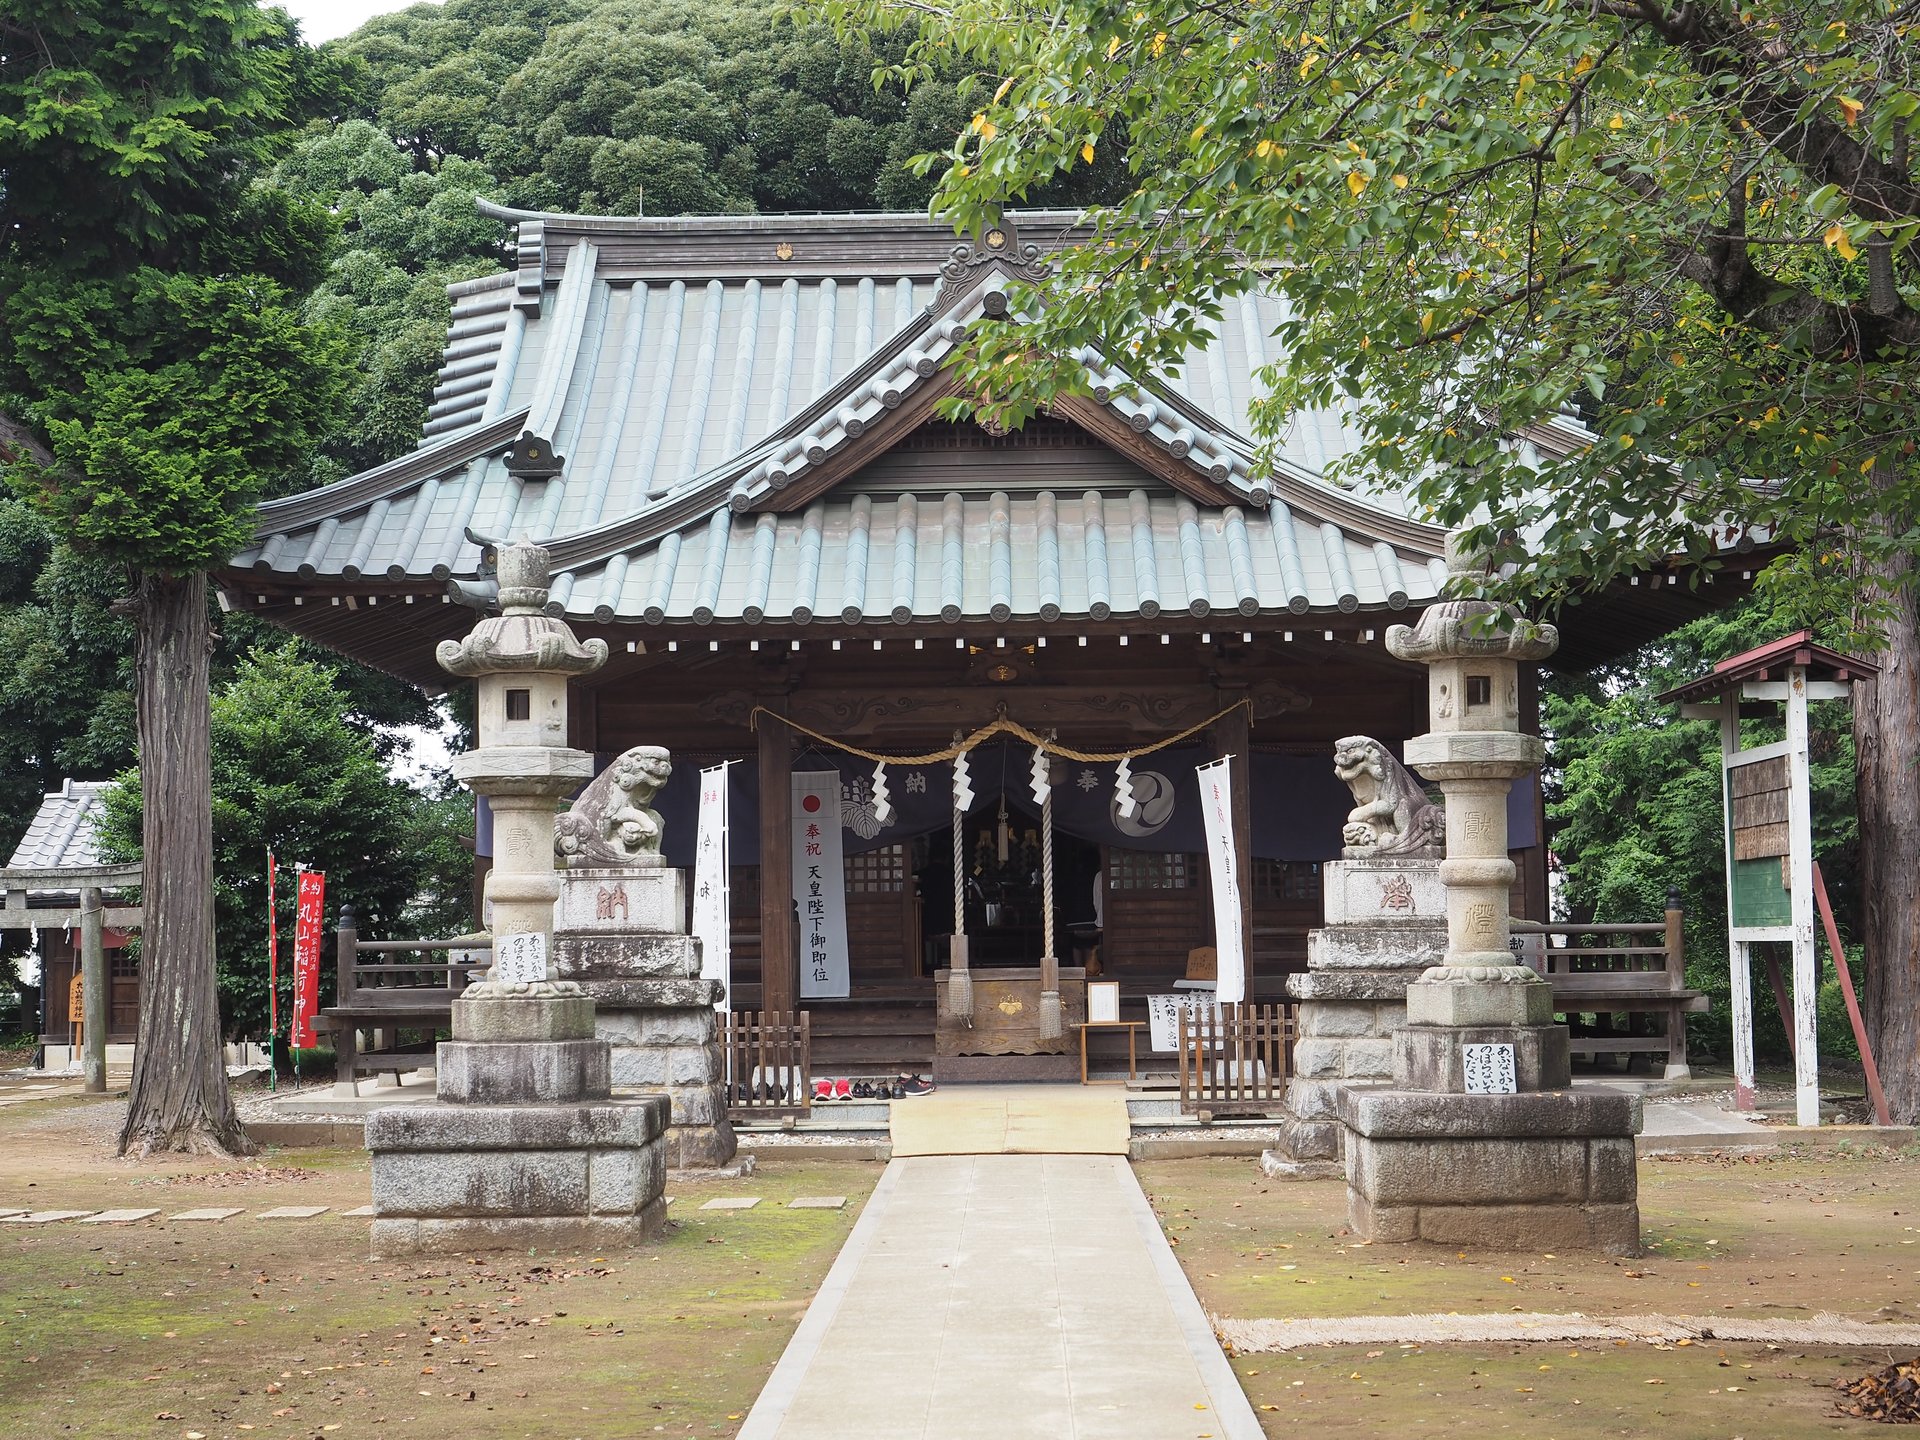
[290,870,325,1050]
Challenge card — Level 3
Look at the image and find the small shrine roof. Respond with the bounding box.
[4,780,109,903]
[1654,629,1880,706]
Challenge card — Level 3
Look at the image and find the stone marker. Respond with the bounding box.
[366,540,670,1258]
[257,1206,330,1220]
[1337,533,1641,1255]
[342,1205,376,1218]
[79,1208,161,1224]
[3,1210,96,1223]
[699,1197,761,1210]
[787,1196,846,1210]
[168,1208,244,1222]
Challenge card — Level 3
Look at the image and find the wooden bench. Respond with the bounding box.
[1512,894,1707,1079]
[311,906,487,1088]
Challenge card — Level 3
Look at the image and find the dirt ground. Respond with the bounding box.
[1138,1147,1920,1437]
[0,1095,881,1440]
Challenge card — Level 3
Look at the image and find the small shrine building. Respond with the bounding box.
[225,206,1735,1062]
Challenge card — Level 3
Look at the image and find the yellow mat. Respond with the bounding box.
[887,1084,1131,1156]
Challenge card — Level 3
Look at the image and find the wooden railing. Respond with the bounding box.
[1177,1002,1295,1117]
[724,1010,811,1120]
[314,906,489,1084]
[1511,892,1706,1076]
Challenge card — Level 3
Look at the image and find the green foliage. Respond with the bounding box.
[813,0,1920,634]
[95,644,475,1040]
[1544,599,1861,1063]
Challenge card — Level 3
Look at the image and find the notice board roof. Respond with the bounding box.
[1655,629,1879,707]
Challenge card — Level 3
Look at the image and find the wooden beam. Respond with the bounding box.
[0,862,144,887]
[758,702,797,1014]
[0,907,144,929]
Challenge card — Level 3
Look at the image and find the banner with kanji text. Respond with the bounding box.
[289,870,325,1049]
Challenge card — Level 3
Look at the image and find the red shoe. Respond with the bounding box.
[833,1077,853,1101]
[812,1079,833,1103]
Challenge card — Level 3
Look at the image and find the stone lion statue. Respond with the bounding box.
[1332,736,1445,859]
[555,745,672,867]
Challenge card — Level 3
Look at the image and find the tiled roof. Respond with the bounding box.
[232,206,1448,619]
[6,781,110,899]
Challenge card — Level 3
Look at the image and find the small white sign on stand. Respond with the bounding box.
[494,931,548,985]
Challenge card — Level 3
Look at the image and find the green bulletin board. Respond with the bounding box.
[1729,854,1792,929]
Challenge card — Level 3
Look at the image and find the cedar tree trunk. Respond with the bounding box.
[1855,551,1920,1125]
[118,571,255,1157]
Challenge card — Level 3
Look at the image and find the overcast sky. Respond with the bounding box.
[281,0,434,43]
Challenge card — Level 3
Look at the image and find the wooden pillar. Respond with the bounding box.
[1213,695,1254,995]
[79,886,107,1094]
[758,707,797,1014]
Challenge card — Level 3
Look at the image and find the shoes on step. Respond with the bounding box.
[900,1074,935,1096]
[812,1078,834,1103]
[851,1080,872,1099]
[833,1077,853,1101]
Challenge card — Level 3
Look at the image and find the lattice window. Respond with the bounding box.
[110,949,139,978]
[1253,859,1322,903]
[845,845,906,893]
[1107,851,1198,890]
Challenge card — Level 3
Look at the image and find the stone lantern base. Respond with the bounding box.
[1340,969,1642,1255]
[1340,1087,1642,1254]
[366,992,669,1256]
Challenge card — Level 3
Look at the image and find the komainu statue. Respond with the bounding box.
[1333,736,1445,859]
[555,745,673,867]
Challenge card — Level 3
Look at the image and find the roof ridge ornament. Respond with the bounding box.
[937,213,1051,301]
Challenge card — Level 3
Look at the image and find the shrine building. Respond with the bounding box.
[225,206,1733,1070]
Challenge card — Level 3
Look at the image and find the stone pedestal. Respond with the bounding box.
[1265,859,1446,1176]
[554,867,737,1170]
[1340,1087,1641,1253]
[367,993,668,1256]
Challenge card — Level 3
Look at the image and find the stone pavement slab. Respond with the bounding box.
[79,1208,161,1224]
[167,1207,244,1222]
[737,1154,1261,1440]
[889,1084,1131,1157]
[787,1196,846,1210]
[2,1210,95,1224]
[256,1206,330,1219]
[343,1205,376,1218]
[701,1197,761,1211]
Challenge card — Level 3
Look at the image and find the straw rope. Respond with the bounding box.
[749,697,1252,766]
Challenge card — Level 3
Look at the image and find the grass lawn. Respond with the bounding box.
[0,1097,880,1439]
[1139,1146,1920,1437]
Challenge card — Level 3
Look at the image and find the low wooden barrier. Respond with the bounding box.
[724,1010,811,1120]
[312,906,487,1086]
[1514,893,1706,1076]
[1177,1002,1295,1117]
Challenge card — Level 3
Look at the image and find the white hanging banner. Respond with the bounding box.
[792,771,851,999]
[693,761,734,1012]
[1196,756,1247,1004]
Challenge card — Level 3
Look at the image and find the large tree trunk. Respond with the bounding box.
[118,571,254,1157]
[1855,551,1920,1125]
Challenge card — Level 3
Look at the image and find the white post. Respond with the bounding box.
[1717,696,1757,1111]
[1785,665,1820,1127]
[1729,940,1756,1110]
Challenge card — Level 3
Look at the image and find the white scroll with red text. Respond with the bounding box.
[791,771,850,999]
[289,869,326,1049]
[693,761,733,1011]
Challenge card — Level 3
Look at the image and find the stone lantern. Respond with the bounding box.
[364,540,670,1256]
[1331,532,1642,1255]
[436,541,607,956]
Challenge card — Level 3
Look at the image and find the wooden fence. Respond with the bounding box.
[316,907,489,1084]
[1177,1003,1295,1117]
[723,1010,811,1120]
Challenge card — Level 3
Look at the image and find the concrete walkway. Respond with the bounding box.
[738,1153,1261,1440]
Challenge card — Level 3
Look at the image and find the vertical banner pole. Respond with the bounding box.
[267,850,278,1092]
[693,762,735,1012]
